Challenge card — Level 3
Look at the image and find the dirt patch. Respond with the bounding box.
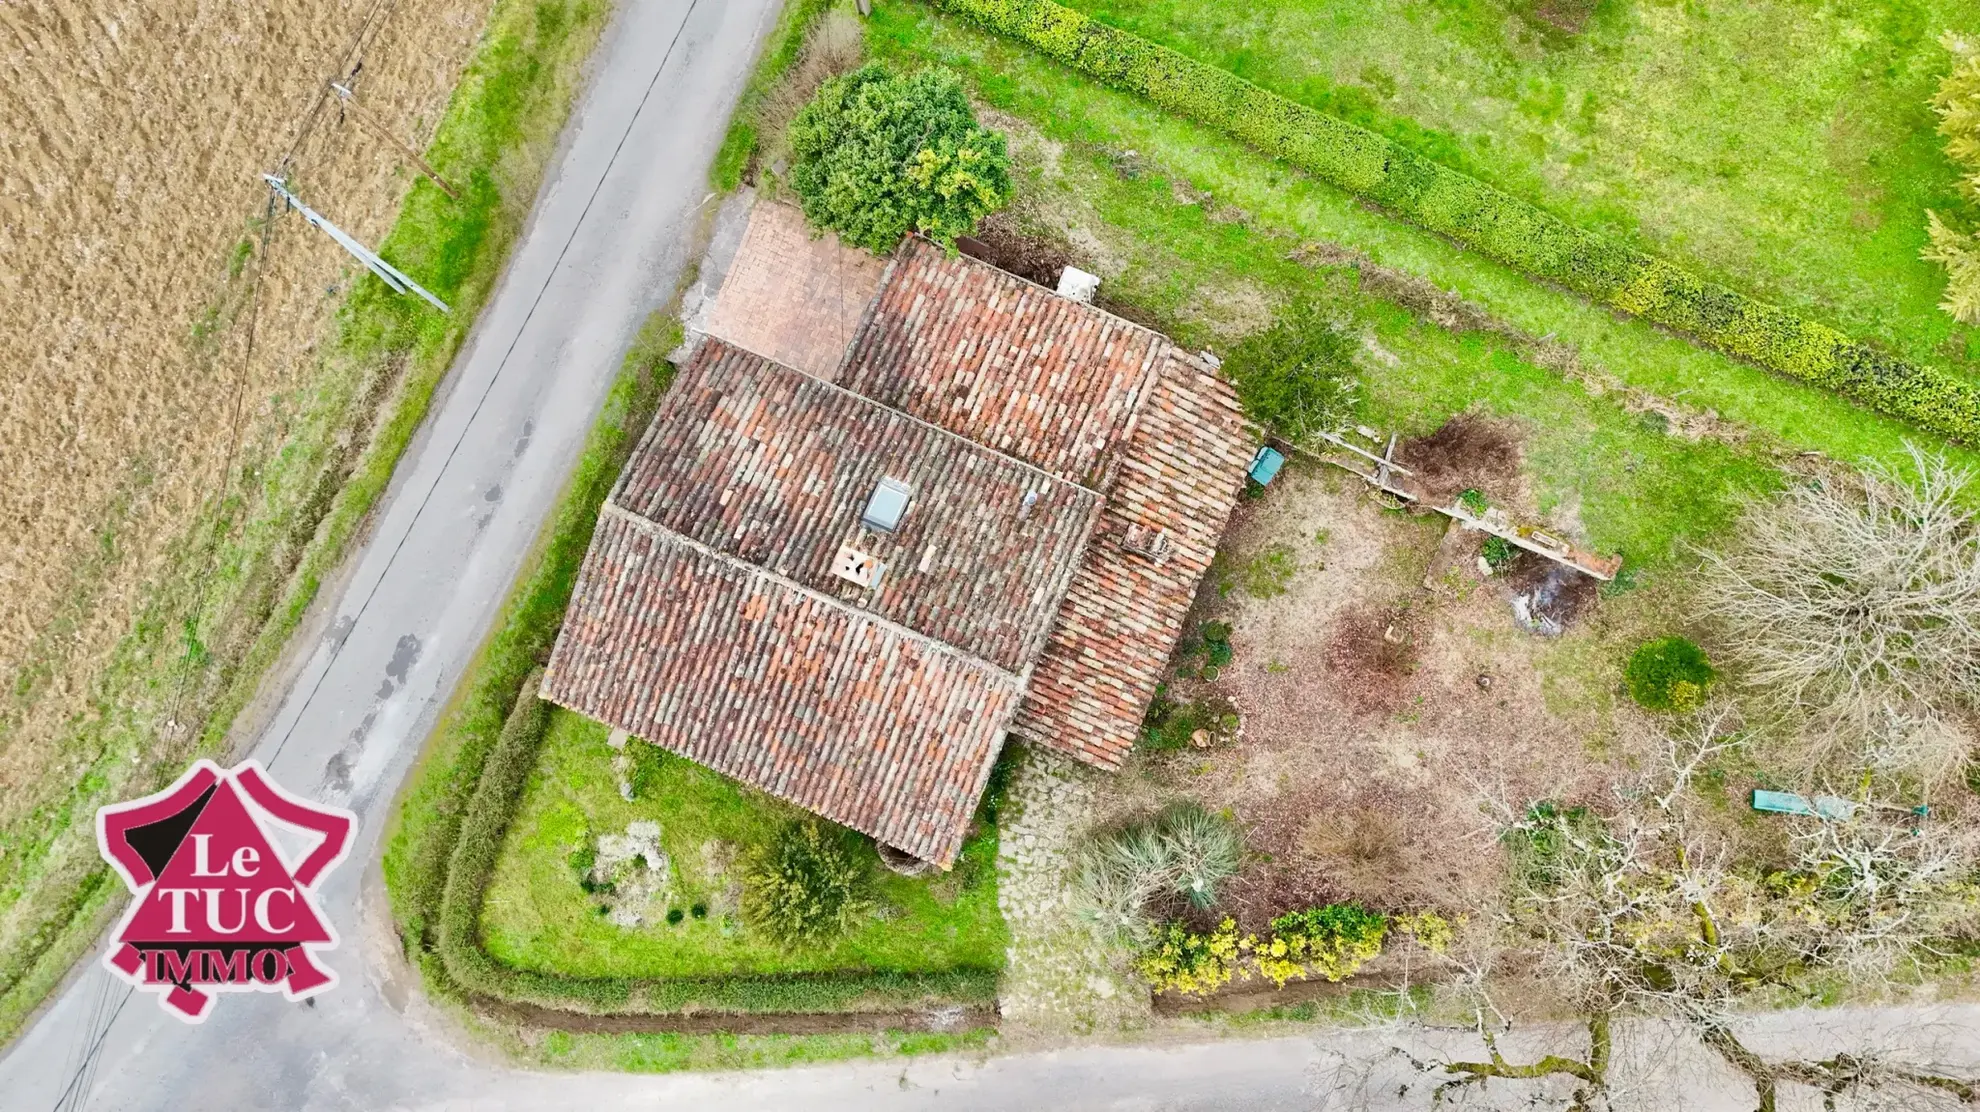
[480,998,998,1035]
[1531,0,1599,33]
[1398,415,1526,508]
[1324,603,1427,714]
[958,213,1072,289]
[1129,466,1621,930]
[1503,551,1601,636]
[1825,93,1890,233]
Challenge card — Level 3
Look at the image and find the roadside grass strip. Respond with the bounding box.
[929,0,1980,446]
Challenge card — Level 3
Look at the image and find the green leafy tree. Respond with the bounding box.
[1926,34,1980,323]
[1933,33,1980,193]
[1225,302,1360,449]
[787,63,1011,251]
[1923,210,1980,325]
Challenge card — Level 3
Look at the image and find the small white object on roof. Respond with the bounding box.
[1056,265,1101,304]
[832,544,886,589]
[861,476,914,532]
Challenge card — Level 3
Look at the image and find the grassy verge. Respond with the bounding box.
[914,0,1980,447]
[711,0,840,190]
[481,709,1006,981]
[488,1018,993,1072]
[870,1,1980,484]
[0,0,610,1045]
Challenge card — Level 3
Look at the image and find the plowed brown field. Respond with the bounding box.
[0,0,571,1033]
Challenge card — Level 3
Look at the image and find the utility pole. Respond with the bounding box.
[330,83,462,202]
[262,174,450,313]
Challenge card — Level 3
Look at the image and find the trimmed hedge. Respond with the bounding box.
[930,0,1980,447]
[433,672,999,1016]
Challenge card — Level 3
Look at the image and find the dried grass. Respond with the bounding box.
[0,0,485,773]
[0,0,501,1028]
[1296,808,1406,898]
[755,9,867,162]
[1324,603,1423,713]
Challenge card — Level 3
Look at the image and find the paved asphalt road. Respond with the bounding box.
[10,1,1980,1109]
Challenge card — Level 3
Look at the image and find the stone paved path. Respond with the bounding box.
[995,745,1149,1035]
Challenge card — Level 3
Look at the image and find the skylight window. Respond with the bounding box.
[861,477,913,533]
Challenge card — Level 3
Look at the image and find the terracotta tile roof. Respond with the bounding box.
[839,238,1167,485]
[543,231,1255,865]
[614,340,1098,672]
[704,202,884,381]
[542,509,1017,865]
[1012,354,1253,768]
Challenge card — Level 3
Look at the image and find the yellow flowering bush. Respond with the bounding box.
[1136,903,1395,995]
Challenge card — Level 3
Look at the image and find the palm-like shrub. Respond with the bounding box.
[740,819,875,945]
[1078,801,1244,939]
[787,63,1010,251]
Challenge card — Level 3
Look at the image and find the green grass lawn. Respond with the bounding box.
[870,1,1980,489]
[521,1026,994,1072]
[478,708,1008,980]
[1048,0,1979,375]
[871,8,1788,575]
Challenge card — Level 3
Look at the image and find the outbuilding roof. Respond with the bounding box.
[839,237,1167,485]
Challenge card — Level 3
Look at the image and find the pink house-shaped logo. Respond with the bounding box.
[96,760,355,1022]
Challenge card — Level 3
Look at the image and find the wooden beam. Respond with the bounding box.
[332,83,461,201]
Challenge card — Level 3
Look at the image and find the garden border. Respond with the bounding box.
[928,0,1980,447]
[431,670,1003,1020]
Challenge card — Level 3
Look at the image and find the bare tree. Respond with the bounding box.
[1699,448,1980,778]
[1330,715,1980,1111]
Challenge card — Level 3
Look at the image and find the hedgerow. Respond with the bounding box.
[1623,636,1717,713]
[930,0,1980,447]
[432,674,998,1015]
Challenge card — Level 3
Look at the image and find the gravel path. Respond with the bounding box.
[994,745,1149,1035]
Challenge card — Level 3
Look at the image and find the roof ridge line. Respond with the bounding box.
[597,500,1029,690]
[701,335,1102,495]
